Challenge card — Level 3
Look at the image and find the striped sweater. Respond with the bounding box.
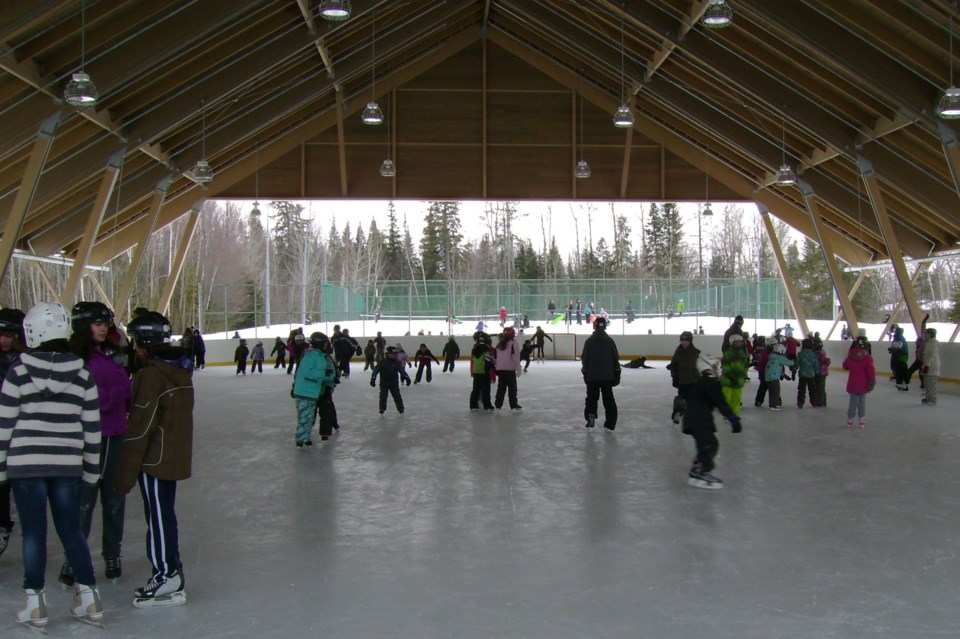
[0,351,101,484]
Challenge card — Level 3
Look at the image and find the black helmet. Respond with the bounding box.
[127,311,172,348]
[385,345,398,355]
[310,331,330,349]
[0,307,25,337]
[70,301,114,333]
[593,317,608,331]
[680,331,694,341]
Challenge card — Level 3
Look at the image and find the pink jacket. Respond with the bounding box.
[843,346,875,394]
[493,339,520,372]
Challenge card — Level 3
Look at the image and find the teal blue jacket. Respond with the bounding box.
[292,348,336,400]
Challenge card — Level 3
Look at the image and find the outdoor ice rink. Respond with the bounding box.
[0,358,956,638]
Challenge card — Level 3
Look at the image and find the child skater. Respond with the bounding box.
[469,332,495,410]
[795,338,818,408]
[812,336,831,407]
[116,311,193,609]
[413,343,440,384]
[441,336,460,373]
[250,341,265,374]
[0,307,25,562]
[493,327,522,410]
[519,339,534,372]
[234,338,249,375]
[843,336,875,428]
[292,332,337,447]
[720,333,748,416]
[682,355,742,490]
[0,302,103,629]
[371,346,411,414]
[763,340,791,410]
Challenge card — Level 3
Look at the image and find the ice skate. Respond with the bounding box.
[846,418,853,428]
[688,468,723,489]
[585,414,596,429]
[16,589,48,633]
[71,584,104,627]
[105,556,122,580]
[133,569,187,608]
[57,562,75,587]
[859,418,865,429]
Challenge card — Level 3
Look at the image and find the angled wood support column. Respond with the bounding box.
[0,112,61,285]
[113,176,172,316]
[158,203,203,315]
[857,156,924,335]
[334,90,347,196]
[758,204,808,336]
[936,121,960,198]
[84,271,112,309]
[61,150,124,306]
[30,262,58,299]
[797,182,859,336]
[825,271,866,340]
[879,263,928,341]
[950,323,960,343]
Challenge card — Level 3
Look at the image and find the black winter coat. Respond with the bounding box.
[580,332,621,383]
[681,374,736,434]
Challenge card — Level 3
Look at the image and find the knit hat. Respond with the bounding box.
[734,315,743,323]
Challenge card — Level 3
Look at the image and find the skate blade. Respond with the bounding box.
[688,477,723,490]
[73,615,104,628]
[17,620,48,634]
[133,592,187,608]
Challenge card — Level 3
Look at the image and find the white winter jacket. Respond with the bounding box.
[922,337,940,376]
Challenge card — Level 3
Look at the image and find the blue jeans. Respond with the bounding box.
[79,435,126,558]
[12,477,96,590]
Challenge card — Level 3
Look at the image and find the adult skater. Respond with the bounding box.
[532,326,553,364]
[0,302,103,629]
[469,332,495,410]
[413,343,440,383]
[580,317,621,430]
[371,346,411,414]
[493,327,522,410]
[333,329,361,379]
[720,315,747,353]
[0,307,25,562]
[64,302,132,586]
[271,336,287,369]
[668,331,700,424]
[292,332,337,446]
[117,311,192,609]
[682,355,742,489]
[441,336,460,373]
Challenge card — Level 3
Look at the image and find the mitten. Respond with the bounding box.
[369,379,376,388]
[730,416,742,434]
[612,370,621,387]
[581,371,588,384]
[405,377,411,386]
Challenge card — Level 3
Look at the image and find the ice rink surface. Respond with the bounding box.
[0,359,958,638]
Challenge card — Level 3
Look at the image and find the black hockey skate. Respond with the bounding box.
[133,569,187,608]
[105,556,122,580]
[585,414,596,428]
[688,468,724,490]
[58,562,75,587]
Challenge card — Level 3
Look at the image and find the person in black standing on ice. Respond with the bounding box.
[575,298,583,325]
[413,343,440,383]
[441,336,460,373]
[192,329,205,369]
[234,339,249,375]
[370,346,411,414]
[580,317,621,430]
[333,329,361,379]
[668,331,701,424]
[532,326,553,364]
[286,329,305,374]
[374,332,387,363]
[271,336,286,369]
[547,299,556,320]
[721,315,747,353]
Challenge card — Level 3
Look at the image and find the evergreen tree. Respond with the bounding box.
[514,240,541,279]
[383,202,404,280]
[610,211,635,277]
[419,201,463,280]
[642,202,686,278]
[270,201,309,276]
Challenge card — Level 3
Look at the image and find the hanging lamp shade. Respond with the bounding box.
[64,71,99,107]
[575,160,591,179]
[362,101,384,125]
[612,104,634,128]
[776,163,798,186]
[938,87,960,119]
[319,0,351,21]
[250,202,261,218]
[192,159,214,184]
[702,204,714,217]
[702,0,733,29]
[380,158,396,177]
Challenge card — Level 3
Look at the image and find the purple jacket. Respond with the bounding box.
[842,347,875,394]
[87,349,132,437]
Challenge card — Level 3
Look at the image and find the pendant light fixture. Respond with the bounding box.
[702,0,733,29]
[63,0,99,108]
[575,92,591,178]
[938,15,960,119]
[612,7,634,128]
[776,114,797,186]
[702,151,713,217]
[361,9,383,125]
[192,106,214,184]
[380,92,396,177]
[319,0,351,21]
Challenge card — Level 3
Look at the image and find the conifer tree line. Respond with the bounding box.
[1,199,958,332]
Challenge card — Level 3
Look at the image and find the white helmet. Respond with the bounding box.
[772,343,786,355]
[697,354,720,377]
[24,301,71,348]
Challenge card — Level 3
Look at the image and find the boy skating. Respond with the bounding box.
[683,355,742,489]
[371,346,411,414]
